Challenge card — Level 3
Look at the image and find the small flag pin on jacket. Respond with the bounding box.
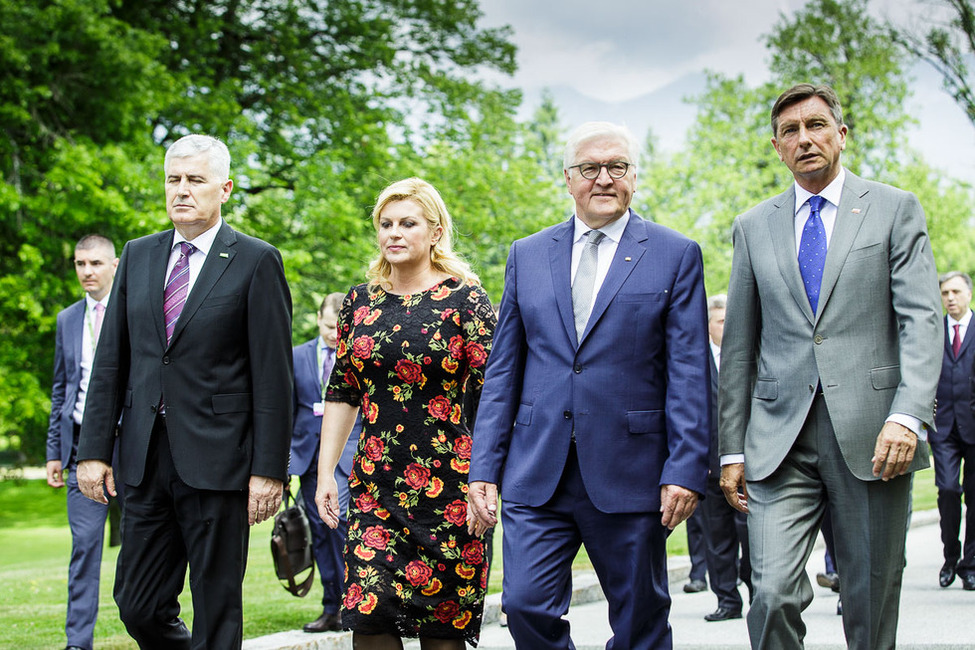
[625,257,632,262]
[219,252,229,258]
[851,208,861,214]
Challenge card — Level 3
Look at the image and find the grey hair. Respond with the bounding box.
[708,293,727,314]
[940,271,973,292]
[164,134,231,181]
[75,234,116,257]
[563,122,640,170]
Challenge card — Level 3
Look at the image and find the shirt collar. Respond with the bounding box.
[949,309,973,329]
[172,219,222,257]
[794,168,846,215]
[573,209,630,244]
[84,293,109,311]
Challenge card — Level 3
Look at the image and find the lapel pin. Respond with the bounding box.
[219,252,229,258]
[851,208,861,214]
[624,257,632,262]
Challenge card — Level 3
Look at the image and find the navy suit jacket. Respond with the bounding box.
[937,312,975,445]
[78,222,294,490]
[290,338,358,479]
[471,211,710,513]
[47,299,86,466]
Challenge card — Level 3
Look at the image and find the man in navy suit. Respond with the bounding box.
[469,121,710,649]
[77,135,293,649]
[46,234,118,650]
[933,271,975,591]
[291,292,359,632]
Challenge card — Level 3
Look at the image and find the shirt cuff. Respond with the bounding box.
[720,453,745,466]
[886,413,926,441]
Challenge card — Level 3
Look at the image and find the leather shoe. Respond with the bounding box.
[303,611,342,633]
[816,571,840,593]
[963,574,975,591]
[704,607,742,622]
[940,561,958,588]
[683,578,707,593]
[836,597,843,616]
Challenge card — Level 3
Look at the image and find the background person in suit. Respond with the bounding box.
[290,292,359,632]
[719,84,942,650]
[699,293,751,623]
[933,271,975,590]
[77,134,294,650]
[468,121,711,650]
[46,234,118,650]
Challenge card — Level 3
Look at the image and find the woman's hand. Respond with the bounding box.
[315,474,341,529]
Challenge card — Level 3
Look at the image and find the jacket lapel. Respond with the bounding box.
[816,173,869,322]
[767,187,815,325]
[582,211,646,343]
[150,231,173,348]
[548,219,577,347]
[167,222,237,349]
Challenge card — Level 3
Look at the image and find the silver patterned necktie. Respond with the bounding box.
[572,230,605,341]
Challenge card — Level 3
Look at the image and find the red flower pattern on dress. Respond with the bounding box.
[352,335,375,358]
[447,334,465,359]
[427,395,452,420]
[403,462,431,490]
[362,525,391,550]
[465,342,487,368]
[453,435,472,460]
[434,600,460,624]
[395,358,423,384]
[461,540,483,566]
[344,584,365,608]
[363,436,384,461]
[443,499,467,526]
[404,559,433,586]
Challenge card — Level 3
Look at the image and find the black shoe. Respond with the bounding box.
[303,611,342,633]
[940,561,958,588]
[963,574,975,591]
[683,579,707,593]
[816,571,840,593]
[704,607,742,622]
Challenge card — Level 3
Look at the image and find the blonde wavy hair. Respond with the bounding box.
[366,177,479,291]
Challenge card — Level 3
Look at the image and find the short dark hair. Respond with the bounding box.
[771,84,844,136]
[75,234,115,257]
[940,271,973,292]
[319,292,345,317]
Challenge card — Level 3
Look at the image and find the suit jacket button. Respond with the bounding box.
[563,410,572,419]
[574,363,582,374]
[814,335,824,344]
[150,404,157,413]
[163,356,171,365]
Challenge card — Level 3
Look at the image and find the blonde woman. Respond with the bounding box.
[316,178,496,649]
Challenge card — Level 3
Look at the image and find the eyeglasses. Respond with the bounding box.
[567,161,634,180]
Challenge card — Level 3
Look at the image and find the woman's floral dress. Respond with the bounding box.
[325,278,496,644]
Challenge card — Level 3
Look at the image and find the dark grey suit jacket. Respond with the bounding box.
[78,221,294,490]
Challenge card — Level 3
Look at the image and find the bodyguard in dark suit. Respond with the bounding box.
[291,293,359,632]
[46,234,118,650]
[720,84,942,649]
[469,122,710,649]
[933,271,975,590]
[698,294,750,623]
[77,135,293,649]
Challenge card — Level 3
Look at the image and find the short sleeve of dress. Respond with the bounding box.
[460,283,497,430]
[325,285,364,407]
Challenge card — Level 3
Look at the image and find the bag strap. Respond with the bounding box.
[271,532,315,597]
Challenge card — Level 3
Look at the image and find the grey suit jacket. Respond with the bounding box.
[719,171,942,482]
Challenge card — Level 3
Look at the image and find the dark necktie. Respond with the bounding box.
[798,195,827,314]
[572,230,605,341]
[164,242,195,344]
[953,323,962,358]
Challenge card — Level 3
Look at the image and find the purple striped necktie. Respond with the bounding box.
[164,242,195,344]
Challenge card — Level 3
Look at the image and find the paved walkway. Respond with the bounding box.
[246,510,975,650]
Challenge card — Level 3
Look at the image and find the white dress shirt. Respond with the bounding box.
[166,219,223,296]
[73,294,110,425]
[570,211,630,324]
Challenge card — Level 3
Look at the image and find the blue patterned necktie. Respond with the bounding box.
[798,195,827,314]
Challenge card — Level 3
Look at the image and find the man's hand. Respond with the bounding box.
[77,460,116,504]
[248,475,283,526]
[660,484,699,530]
[720,462,748,513]
[46,460,64,488]
[872,421,918,481]
[467,481,498,536]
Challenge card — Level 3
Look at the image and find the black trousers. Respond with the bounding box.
[114,416,249,650]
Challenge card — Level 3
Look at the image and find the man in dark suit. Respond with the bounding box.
[933,271,975,590]
[698,293,750,623]
[291,292,359,632]
[469,121,710,650]
[720,84,942,649]
[46,234,118,650]
[77,134,293,649]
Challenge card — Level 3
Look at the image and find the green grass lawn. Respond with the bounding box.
[0,466,938,647]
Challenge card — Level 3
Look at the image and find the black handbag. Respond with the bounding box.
[270,487,315,597]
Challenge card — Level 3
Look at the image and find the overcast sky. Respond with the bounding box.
[477,0,975,183]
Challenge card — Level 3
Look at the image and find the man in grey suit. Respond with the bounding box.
[719,84,943,650]
[46,234,118,650]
